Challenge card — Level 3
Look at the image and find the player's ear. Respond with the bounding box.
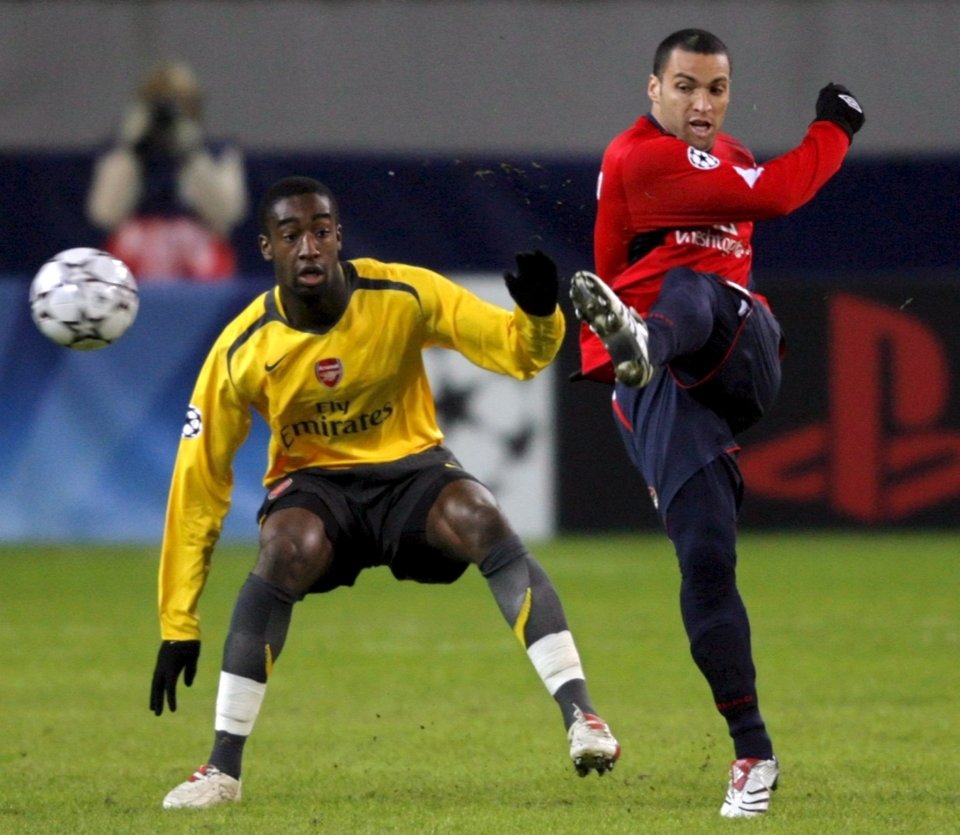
[258,234,273,262]
[647,73,661,105]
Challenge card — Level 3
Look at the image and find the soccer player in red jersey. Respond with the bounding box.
[570,28,864,817]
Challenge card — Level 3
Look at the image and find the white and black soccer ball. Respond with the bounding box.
[29,247,139,350]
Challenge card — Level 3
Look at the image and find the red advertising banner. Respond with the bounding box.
[557,277,960,531]
[740,282,960,527]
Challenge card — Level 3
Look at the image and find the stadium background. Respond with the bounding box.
[1,0,958,540]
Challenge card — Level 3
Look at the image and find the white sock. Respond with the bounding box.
[215,671,267,736]
[526,630,585,695]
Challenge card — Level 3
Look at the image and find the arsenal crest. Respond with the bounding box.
[315,358,343,387]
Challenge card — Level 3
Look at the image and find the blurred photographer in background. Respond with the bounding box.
[86,61,247,282]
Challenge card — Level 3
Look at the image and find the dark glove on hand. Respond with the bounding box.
[503,250,559,317]
[150,639,200,716]
[815,82,865,140]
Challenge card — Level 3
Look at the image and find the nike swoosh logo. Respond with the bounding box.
[265,354,289,373]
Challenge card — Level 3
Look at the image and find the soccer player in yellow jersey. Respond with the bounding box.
[151,176,620,808]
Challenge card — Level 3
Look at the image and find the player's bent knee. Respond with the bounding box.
[257,507,333,593]
[427,480,514,561]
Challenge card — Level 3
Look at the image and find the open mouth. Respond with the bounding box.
[298,266,324,285]
[689,120,713,138]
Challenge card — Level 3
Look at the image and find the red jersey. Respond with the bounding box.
[579,114,851,382]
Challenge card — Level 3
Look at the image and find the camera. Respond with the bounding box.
[150,99,181,132]
[134,98,185,157]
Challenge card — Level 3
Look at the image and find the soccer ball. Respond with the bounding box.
[29,247,139,350]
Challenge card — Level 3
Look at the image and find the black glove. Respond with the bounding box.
[503,250,559,317]
[150,639,200,716]
[815,83,865,140]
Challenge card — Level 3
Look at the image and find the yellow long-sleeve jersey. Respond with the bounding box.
[158,258,565,639]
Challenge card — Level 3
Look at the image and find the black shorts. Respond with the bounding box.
[256,445,480,593]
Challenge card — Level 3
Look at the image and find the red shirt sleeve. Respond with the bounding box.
[595,118,851,284]
[581,117,851,382]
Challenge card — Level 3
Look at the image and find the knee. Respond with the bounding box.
[652,268,716,336]
[256,507,333,594]
[427,481,514,563]
[465,499,511,547]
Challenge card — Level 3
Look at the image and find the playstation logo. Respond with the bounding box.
[740,293,960,522]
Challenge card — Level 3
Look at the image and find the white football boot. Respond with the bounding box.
[567,705,621,776]
[162,764,241,809]
[569,270,655,387]
[719,756,779,817]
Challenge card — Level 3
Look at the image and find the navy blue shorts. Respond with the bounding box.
[612,275,783,521]
[667,276,784,436]
[257,445,480,593]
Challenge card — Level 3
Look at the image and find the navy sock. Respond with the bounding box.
[209,730,247,779]
[667,458,773,760]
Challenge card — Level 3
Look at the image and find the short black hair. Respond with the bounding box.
[257,176,340,236]
[652,29,730,78]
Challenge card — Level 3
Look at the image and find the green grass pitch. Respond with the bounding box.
[0,532,957,833]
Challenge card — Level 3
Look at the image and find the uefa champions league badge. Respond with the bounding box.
[687,146,720,170]
[182,405,203,438]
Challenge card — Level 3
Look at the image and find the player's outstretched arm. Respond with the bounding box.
[503,249,559,316]
[814,82,865,141]
[150,639,201,716]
